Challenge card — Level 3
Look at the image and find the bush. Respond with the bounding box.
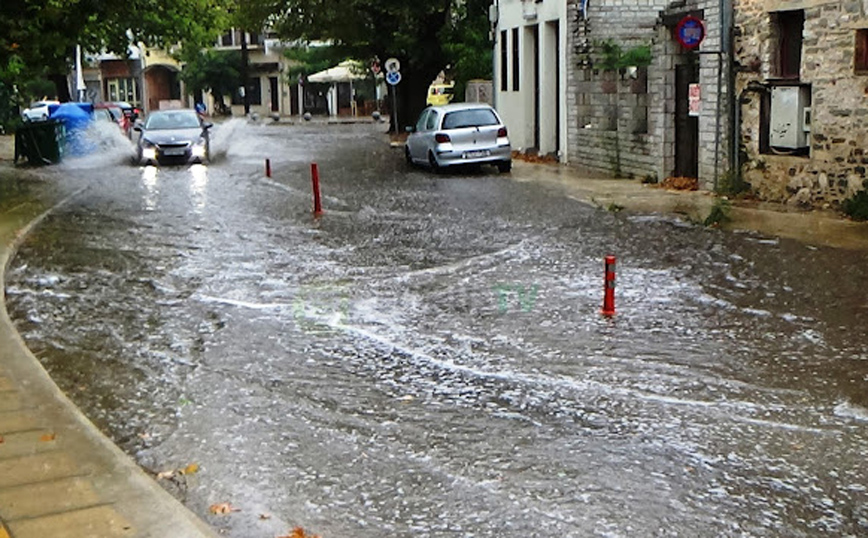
[842,189,868,221]
[716,169,749,197]
[704,198,731,228]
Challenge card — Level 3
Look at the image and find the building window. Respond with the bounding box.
[771,10,804,79]
[500,30,508,91]
[512,27,520,91]
[220,31,233,47]
[107,78,139,106]
[856,29,868,74]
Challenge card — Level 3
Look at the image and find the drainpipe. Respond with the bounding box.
[713,0,731,192]
[490,0,499,109]
[726,0,738,184]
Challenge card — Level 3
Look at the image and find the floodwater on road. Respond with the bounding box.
[4,120,868,537]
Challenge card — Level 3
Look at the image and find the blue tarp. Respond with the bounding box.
[51,102,95,155]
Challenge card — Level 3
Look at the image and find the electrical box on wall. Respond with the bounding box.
[770,85,811,149]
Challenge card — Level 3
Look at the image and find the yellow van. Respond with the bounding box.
[426,83,455,106]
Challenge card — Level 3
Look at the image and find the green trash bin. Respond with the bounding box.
[14,120,66,165]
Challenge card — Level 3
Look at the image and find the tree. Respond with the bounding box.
[177,49,242,115]
[226,0,283,114]
[442,0,494,102]
[271,0,454,131]
[0,0,228,105]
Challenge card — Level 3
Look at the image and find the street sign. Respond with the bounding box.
[385,57,401,73]
[676,16,705,49]
[386,71,402,86]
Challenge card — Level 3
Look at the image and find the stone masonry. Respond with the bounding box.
[735,0,868,207]
[567,0,731,189]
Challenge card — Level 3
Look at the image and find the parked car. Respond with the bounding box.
[21,100,60,122]
[112,101,141,123]
[94,103,130,136]
[405,103,512,173]
[133,109,212,165]
[426,83,455,106]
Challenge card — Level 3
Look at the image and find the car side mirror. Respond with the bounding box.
[202,122,213,130]
[405,126,415,133]
[133,124,143,132]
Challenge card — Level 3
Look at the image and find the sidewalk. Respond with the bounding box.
[509,159,868,251]
[0,137,217,537]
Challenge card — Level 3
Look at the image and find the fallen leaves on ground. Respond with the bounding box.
[512,151,558,164]
[658,176,699,191]
[39,433,56,442]
[182,463,199,475]
[259,513,271,520]
[277,528,321,538]
[155,462,199,480]
[209,502,240,515]
[0,435,4,444]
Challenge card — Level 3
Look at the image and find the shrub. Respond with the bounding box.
[704,198,731,228]
[842,189,868,221]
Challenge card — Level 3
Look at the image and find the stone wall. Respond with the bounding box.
[567,0,731,186]
[735,0,868,207]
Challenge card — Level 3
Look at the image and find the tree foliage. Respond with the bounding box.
[177,49,241,114]
[271,0,467,130]
[1,0,228,104]
[441,0,493,102]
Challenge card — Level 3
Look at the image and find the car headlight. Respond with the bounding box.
[140,139,156,160]
[191,138,207,157]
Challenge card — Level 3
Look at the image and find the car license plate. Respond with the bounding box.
[163,148,186,156]
[464,150,490,159]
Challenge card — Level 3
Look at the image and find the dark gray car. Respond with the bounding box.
[134,109,212,165]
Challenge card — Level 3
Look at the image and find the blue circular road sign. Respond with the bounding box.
[386,71,402,86]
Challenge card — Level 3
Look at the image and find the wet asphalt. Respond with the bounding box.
[4,120,868,537]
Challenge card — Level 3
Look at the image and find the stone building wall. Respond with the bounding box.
[567,0,732,187]
[735,0,868,207]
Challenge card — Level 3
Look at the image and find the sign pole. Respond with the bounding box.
[392,85,398,133]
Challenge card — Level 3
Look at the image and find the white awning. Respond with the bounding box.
[307,60,367,83]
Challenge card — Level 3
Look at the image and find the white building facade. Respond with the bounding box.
[494,0,571,161]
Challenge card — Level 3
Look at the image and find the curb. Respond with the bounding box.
[0,190,218,538]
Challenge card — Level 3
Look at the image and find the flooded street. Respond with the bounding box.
[5,120,868,537]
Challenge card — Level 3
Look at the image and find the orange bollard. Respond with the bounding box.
[602,255,616,316]
[265,158,271,178]
[311,162,323,217]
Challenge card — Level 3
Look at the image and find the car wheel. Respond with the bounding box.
[428,151,442,174]
[404,146,413,166]
[497,160,512,174]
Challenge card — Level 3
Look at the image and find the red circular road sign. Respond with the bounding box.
[675,16,705,49]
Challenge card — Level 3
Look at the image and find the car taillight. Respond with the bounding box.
[434,133,451,143]
[497,127,508,137]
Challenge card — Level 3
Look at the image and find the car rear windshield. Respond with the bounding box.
[442,109,499,129]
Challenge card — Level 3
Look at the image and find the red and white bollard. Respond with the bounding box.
[602,255,616,316]
[311,162,323,217]
[265,158,271,178]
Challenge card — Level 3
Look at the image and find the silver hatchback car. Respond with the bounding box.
[405,103,512,173]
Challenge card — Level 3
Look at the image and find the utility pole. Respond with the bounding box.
[240,30,250,116]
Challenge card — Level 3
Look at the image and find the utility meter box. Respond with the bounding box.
[770,85,811,149]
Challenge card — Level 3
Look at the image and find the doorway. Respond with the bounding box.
[674,63,699,178]
[270,77,279,112]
